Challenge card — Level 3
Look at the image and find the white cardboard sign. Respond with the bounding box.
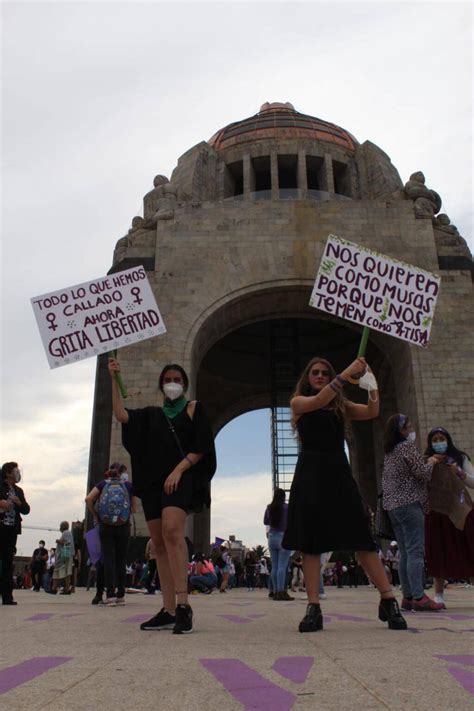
[31,266,166,369]
[310,235,440,347]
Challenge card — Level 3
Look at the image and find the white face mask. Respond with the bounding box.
[120,472,129,482]
[11,469,21,483]
[163,382,184,400]
[407,432,416,443]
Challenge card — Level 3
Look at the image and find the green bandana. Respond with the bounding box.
[162,395,188,419]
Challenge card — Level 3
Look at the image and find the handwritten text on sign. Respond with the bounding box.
[31,266,166,369]
[310,235,440,347]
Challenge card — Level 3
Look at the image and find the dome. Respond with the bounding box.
[208,102,358,152]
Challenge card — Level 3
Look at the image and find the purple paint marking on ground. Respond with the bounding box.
[444,614,474,621]
[25,613,55,622]
[61,613,84,618]
[121,614,151,624]
[229,603,254,607]
[447,667,474,697]
[0,657,72,694]
[218,614,253,624]
[406,627,421,634]
[330,613,372,622]
[436,655,474,666]
[272,656,314,684]
[200,659,296,710]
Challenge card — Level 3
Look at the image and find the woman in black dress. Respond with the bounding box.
[282,356,406,633]
[109,357,216,634]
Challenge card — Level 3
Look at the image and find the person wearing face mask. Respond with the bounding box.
[282,356,407,633]
[382,415,444,612]
[424,427,474,607]
[108,358,216,634]
[0,461,30,605]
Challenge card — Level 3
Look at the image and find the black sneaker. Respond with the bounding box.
[91,594,103,605]
[298,603,323,633]
[140,608,176,631]
[173,604,193,634]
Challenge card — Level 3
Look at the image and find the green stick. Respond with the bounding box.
[108,350,128,399]
[357,326,370,358]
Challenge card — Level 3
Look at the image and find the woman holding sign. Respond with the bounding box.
[108,357,216,635]
[282,357,407,633]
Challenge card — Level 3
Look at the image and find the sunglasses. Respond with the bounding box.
[311,369,331,377]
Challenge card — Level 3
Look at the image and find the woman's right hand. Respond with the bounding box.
[108,357,120,377]
[341,357,367,381]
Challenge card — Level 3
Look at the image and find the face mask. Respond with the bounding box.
[407,432,416,443]
[358,371,378,402]
[163,382,184,400]
[432,441,448,454]
[12,469,21,483]
[120,472,129,482]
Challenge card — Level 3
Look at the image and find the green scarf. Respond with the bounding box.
[162,395,188,419]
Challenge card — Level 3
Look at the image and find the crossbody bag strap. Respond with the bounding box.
[162,410,187,460]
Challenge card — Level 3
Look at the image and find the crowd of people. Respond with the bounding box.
[1,354,472,641]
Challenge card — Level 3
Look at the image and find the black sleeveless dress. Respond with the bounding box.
[282,408,376,554]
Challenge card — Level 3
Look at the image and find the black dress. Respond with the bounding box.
[282,408,375,554]
[122,402,216,521]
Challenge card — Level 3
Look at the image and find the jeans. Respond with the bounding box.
[190,573,217,592]
[268,531,292,592]
[99,523,130,598]
[388,502,425,600]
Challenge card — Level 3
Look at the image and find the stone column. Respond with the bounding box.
[271,152,279,200]
[297,149,308,197]
[243,154,255,198]
[318,153,335,193]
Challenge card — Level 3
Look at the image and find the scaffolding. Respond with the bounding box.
[269,320,301,493]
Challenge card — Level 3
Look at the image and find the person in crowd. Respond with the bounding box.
[243,550,257,592]
[43,548,56,592]
[382,414,444,612]
[30,540,49,592]
[189,553,217,593]
[144,537,158,593]
[264,488,294,601]
[424,426,474,607]
[85,465,137,606]
[109,357,216,633]
[218,544,231,593]
[347,558,358,588]
[258,557,269,588]
[228,558,236,589]
[290,552,304,593]
[50,521,74,595]
[282,357,407,633]
[385,542,400,588]
[71,545,81,593]
[0,462,30,605]
[334,560,344,588]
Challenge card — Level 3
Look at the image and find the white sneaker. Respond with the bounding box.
[434,593,444,604]
[319,593,327,600]
[99,597,116,607]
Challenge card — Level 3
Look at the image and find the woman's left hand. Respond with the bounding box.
[164,469,183,495]
[452,465,466,481]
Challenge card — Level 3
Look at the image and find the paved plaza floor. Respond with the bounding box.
[0,585,473,710]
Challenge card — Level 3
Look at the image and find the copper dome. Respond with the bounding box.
[208,102,358,152]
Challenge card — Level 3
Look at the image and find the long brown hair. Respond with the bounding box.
[291,357,346,426]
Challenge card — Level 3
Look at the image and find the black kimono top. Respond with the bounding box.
[122,401,216,512]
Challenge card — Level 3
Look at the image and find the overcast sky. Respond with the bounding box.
[1,1,472,556]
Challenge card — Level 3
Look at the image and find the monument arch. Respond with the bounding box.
[87,101,473,554]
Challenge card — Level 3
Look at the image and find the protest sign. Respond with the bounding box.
[310,235,441,347]
[31,266,166,369]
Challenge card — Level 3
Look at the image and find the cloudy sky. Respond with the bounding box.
[2,1,472,555]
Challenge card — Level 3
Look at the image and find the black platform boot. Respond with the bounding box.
[378,597,408,630]
[298,603,323,633]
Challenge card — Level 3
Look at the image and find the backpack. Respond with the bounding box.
[98,480,130,525]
